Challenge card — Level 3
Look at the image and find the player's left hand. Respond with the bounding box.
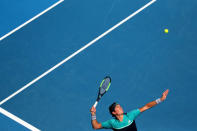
[161,89,169,101]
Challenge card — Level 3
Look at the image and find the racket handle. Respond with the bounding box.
[93,101,98,108]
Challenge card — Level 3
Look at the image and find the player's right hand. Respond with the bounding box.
[90,106,96,115]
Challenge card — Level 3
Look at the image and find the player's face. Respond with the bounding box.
[114,104,124,115]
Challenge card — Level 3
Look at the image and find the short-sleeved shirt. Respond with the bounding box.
[101,109,141,131]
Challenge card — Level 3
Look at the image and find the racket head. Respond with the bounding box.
[97,76,111,101]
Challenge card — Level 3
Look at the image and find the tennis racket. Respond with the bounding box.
[93,76,111,108]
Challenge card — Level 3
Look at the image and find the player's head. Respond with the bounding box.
[109,102,124,117]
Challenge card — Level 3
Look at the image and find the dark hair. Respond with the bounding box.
[109,102,118,117]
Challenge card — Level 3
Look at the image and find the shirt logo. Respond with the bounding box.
[128,120,131,124]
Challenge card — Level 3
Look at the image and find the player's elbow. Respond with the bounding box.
[92,123,102,130]
[139,106,149,112]
[92,127,99,130]
[92,126,99,130]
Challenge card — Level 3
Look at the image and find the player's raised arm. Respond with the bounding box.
[90,106,102,129]
[139,89,169,112]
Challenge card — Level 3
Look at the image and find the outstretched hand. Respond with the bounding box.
[161,89,169,101]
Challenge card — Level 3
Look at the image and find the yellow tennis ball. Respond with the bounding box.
[164,29,169,33]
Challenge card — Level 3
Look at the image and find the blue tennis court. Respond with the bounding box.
[0,0,197,130]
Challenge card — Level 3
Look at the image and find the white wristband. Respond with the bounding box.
[91,115,96,120]
[156,98,162,104]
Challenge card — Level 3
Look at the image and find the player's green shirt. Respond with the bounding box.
[101,109,141,130]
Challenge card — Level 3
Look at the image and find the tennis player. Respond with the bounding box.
[90,89,169,131]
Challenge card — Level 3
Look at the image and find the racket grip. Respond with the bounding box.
[93,101,98,108]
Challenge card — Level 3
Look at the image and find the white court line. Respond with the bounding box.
[0,0,64,41]
[0,0,156,105]
[0,107,40,131]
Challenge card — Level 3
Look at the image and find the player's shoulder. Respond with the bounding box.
[127,109,140,116]
[128,108,140,113]
[109,118,116,122]
[107,118,118,124]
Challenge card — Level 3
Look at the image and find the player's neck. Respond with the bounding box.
[116,114,124,122]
